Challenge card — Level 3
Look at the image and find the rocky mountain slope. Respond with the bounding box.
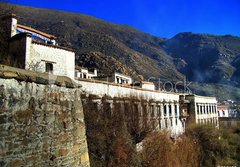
[1,3,240,100]
[163,32,240,85]
[3,3,183,81]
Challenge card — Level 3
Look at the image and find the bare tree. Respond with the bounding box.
[141,131,199,167]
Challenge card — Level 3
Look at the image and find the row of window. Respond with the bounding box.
[116,77,130,84]
[197,118,218,126]
[150,105,179,117]
[158,118,179,129]
[197,105,217,115]
[91,102,181,131]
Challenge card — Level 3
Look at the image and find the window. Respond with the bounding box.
[159,119,162,129]
[157,106,161,117]
[133,103,140,116]
[169,105,172,116]
[150,105,155,117]
[164,105,167,116]
[165,119,168,128]
[45,63,53,74]
[116,77,120,83]
[175,104,178,116]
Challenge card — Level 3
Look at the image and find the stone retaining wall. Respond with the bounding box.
[0,65,90,167]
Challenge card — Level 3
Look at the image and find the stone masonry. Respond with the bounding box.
[0,65,90,167]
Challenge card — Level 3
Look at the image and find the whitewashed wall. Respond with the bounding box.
[218,109,229,117]
[25,37,75,79]
[77,79,184,136]
[77,79,180,101]
[185,95,218,126]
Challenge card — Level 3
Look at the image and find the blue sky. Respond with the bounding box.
[9,0,240,38]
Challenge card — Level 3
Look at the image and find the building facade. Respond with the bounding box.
[132,81,156,90]
[95,72,133,85]
[180,94,218,128]
[77,78,184,136]
[75,66,97,79]
[3,14,75,79]
[217,105,229,117]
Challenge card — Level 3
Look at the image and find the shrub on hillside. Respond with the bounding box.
[141,131,199,167]
[186,125,230,167]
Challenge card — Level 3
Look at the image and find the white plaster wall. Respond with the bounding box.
[114,73,132,84]
[186,95,218,122]
[194,96,217,104]
[11,18,17,37]
[218,109,229,117]
[141,84,155,90]
[26,42,75,79]
[25,36,32,68]
[77,79,184,135]
[77,80,179,102]
[194,96,218,127]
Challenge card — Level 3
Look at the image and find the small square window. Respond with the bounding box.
[46,63,53,74]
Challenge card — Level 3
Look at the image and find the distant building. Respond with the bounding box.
[95,72,132,84]
[2,14,75,79]
[132,81,155,90]
[180,94,218,128]
[217,105,229,117]
[75,66,97,79]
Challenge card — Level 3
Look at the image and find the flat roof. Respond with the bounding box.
[217,106,228,110]
[141,81,154,85]
[184,94,216,100]
[32,41,74,52]
[75,78,181,95]
[114,72,132,79]
[75,66,88,71]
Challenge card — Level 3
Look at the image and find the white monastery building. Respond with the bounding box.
[3,14,75,79]
[75,66,97,79]
[180,95,219,128]
[1,14,220,136]
[217,105,229,117]
[95,72,133,85]
[132,81,156,90]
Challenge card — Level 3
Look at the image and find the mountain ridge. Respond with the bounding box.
[3,3,183,80]
[162,32,240,85]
